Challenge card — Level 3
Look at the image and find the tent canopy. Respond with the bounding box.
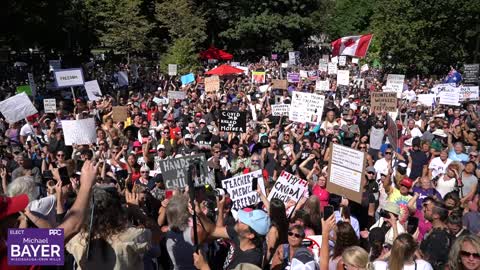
[199,47,233,60]
[205,64,244,76]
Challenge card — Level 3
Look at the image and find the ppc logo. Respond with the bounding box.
[49,229,62,236]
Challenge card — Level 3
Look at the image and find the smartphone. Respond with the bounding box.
[76,160,85,172]
[58,167,70,186]
[407,216,419,234]
[251,177,258,192]
[323,205,334,219]
[166,190,173,199]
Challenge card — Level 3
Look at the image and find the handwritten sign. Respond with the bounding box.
[385,74,405,98]
[316,80,329,91]
[61,118,97,146]
[271,104,290,116]
[267,171,308,203]
[318,59,328,73]
[167,91,187,100]
[338,56,346,66]
[84,80,102,101]
[289,92,325,123]
[168,64,177,76]
[112,106,129,122]
[205,75,220,93]
[219,111,246,133]
[43,99,57,113]
[0,93,38,123]
[222,170,266,210]
[439,90,460,106]
[54,69,84,88]
[272,79,288,90]
[371,92,397,113]
[337,70,350,86]
[328,63,338,75]
[157,154,211,189]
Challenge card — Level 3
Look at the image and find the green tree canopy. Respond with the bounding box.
[160,37,201,74]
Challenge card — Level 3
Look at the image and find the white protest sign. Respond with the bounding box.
[268,171,308,203]
[328,63,337,75]
[318,60,328,73]
[259,84,271,93]
[360,64,369,73]
[331,56,338,64]
[316,80,330,91]
[168,64,177,76]
[271,104,290,116]
[281,63,288,68]
[352,58,359,64]
[167,91,187,100]
[386,74,405,98]
[439,90,461,106]
[327,143,366,204]
[288,51,296,65]
[61,118,97,146]
[43,99,57,113]
[339,56,347,66]
[337,70,350,86]
[0,93,38,124]
[84,80,102,101]
[153,97,169,105]
[432,83,456,96]
[289,92,325,123]
[459,86,479,101]
[54,69,84,88]
[417,94,435,106]
[221,170,266,210]
[299,70,308,79]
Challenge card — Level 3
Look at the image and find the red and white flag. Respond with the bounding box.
[331,34,373,58]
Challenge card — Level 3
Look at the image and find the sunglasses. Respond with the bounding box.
[282,158,288,161]
[332,140,338,143]
[252,160,260,163]
[460,250,480,259]
[214,151,220,154]
[367,172,375,175]
[140,171,149,174]
[288,231,303,238]
[57,154,64,157]
[359,146,367,149]
[470,155,478,158]
[385,152,392,155]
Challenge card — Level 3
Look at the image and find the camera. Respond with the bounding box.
[214,188,226,200]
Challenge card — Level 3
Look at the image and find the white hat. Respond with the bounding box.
[432,129,447,138]
[404,137,413,146]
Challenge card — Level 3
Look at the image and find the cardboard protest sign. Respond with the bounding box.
[84,80,102,101]
[439,89,460,106]
[327,143,366,204]
[287,73,300,83]
[315,80,329,91]
[371,92,397,113]
[271,104,290,116]
[272,79,288,90]
[0,93,38,123]
[27,73,36,96]
[339,56,347,66]
[61,118,97,146]
[328,63,337,75]
[156,154,211,189]
[267,171,308,203]
[318,60,328,73]
[167,91,187,100]
[54,69,84,88]
[251,71,266,84]
[459,86,479,101]
[289,92,325,123]
[464,64,479,85]
[48,60,61,72]
[337,70,350,86]
[417,94,435,106]
[43,99,57,113]
[168,64,177,76]
[222,170,266,210]
[220,111,246,133]
[16,85,32,96]
[181,73,195,85]
[205,75,220,93]
[385,74,405,98]
[112,106,129,122]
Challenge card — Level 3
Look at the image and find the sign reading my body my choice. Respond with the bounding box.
[8,228,64,265]
[220,110,246,133]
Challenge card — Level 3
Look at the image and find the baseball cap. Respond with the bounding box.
[199,119,206,124]
[133,141,142,148]
[0,194,29,220]
[400,177,413,188]
[366,166,376,173]
[157,144,165,150]
[290,247,319,270]
[184,134,193,140]
[383,202,400,216]
[195,112,202,117]
[238,209,271,235]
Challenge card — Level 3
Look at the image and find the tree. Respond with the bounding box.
[155,0,207,46]
[160,37,201,74]
[322,0,375,38]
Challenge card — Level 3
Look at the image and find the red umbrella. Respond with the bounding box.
[199,47,233,60]
[205,64,244,76]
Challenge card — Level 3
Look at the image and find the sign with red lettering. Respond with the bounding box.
[267,171,308,203]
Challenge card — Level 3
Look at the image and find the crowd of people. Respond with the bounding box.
[0,53,480,270]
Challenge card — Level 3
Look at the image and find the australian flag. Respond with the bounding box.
[444,68,462,85]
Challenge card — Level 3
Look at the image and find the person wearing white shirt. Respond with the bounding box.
[402,120,423,138]
[428,149,452,178]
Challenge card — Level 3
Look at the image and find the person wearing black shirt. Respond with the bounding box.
[408,137,429,180]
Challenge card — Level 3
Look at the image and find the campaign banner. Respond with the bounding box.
[271,104,290,116]
[84,80,102,101]
[337,70,350,86]
[27,73,36,96]
[219,111,246,133]
[272,79,288,90]
[458,86,479,101]
[315,80,329,91]
[48,60,61,72]
[338,56,347,66]
[0,93,38,123]
[205,75,220,93]
[417,94,435,106]
[16,85,32,96]
[157,154,211,189]
[54,69,84,88]
[385,74,405,98]
[251,71,266,84]
[318,59,328,73]
[328,63,338,75]
[371,92,397,113]
[221,170,266,210]
[289,92,325,123]
[43,99,57,113]
[167,91,187,100]
[168,64,178,76]
[464,64,479,85]
[112,106,129,122]
[327,143,366,204]
[287,73,300,83]
[61,118,96,146]
[307,70,318,81]
[181,73,195,85]
[267,171,308,203]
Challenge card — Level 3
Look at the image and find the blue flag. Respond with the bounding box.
[444,68,462,85]
[181,73,195,85]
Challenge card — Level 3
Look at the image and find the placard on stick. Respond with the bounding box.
[221,170,266,210]
[371,92,397,113]
[156,154,211,189]
[44,99,57,113]
[112,106,129,122]
[326,143,366,204]
[267,171,308,203]
[271,104,290,116]
[205,76,220,93]
[219,111,246,132]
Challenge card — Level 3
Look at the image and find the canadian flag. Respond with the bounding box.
[331,34,373,58]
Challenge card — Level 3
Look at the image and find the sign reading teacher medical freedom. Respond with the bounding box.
[219,111,246,133]
[8,228,64,266]
[221,170,266,210]
[156,154,211,189]
[53,68,85,88]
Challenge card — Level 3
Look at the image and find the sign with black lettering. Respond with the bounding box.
[371,92,397,113]
[221,170,266,210]
[267,171,308,203]
[219,111,246,133]
[53,69,84,88]
[157,154,212,189]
